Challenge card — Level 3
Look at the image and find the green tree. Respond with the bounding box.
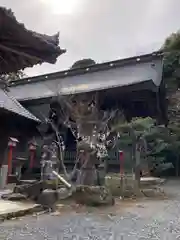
[71,59,96,69]
[111,116,175,187]
[160,30,180,176]
[111,117,154,187]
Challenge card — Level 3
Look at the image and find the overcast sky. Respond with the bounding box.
[1,0,180,76]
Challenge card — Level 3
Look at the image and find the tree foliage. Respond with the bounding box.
[111,117,174,177]
[155,30,180,175]
[162,31,180,84]
[71,59,96,69]
[162,31,180,52]
[0,70,25,83]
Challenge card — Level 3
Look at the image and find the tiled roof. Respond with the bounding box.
[0,89,40,122]
[0,7,66,74]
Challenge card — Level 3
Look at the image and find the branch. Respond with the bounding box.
[47,119,69,179]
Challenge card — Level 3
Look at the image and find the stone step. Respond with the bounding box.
[19,180,37,185]
[7,174,19,184]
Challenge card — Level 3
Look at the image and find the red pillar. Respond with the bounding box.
[29,150,35,169]
[7,137,19,183]
[7,145,13,175]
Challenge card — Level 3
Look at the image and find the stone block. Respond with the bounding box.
[73,185,114,206]
[37,189,58,211]
[14,181,44,201]
[1,193,27,201]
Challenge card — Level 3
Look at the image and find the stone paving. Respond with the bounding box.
[0,200,36,215]
[0,179,180,239]
[0,189,39,220]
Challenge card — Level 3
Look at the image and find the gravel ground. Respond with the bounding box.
[1,180,180,240]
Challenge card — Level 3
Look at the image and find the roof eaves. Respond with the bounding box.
[0,89,40,122]
[0,7,66,74]
[8,51,163,87]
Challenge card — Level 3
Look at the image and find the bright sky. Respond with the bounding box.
[40,0,81,15]
[1,0,180,76]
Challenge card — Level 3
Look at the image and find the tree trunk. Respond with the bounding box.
[135,146,141,186]
[133,143,142,195]
[76,153,97,185]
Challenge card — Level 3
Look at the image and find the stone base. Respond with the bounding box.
[72,185,115,206]
[14,181,44,201]
[141,187,165,198]
[122,186,165,199]
[37,189,58,212]
[1,193,27,201]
